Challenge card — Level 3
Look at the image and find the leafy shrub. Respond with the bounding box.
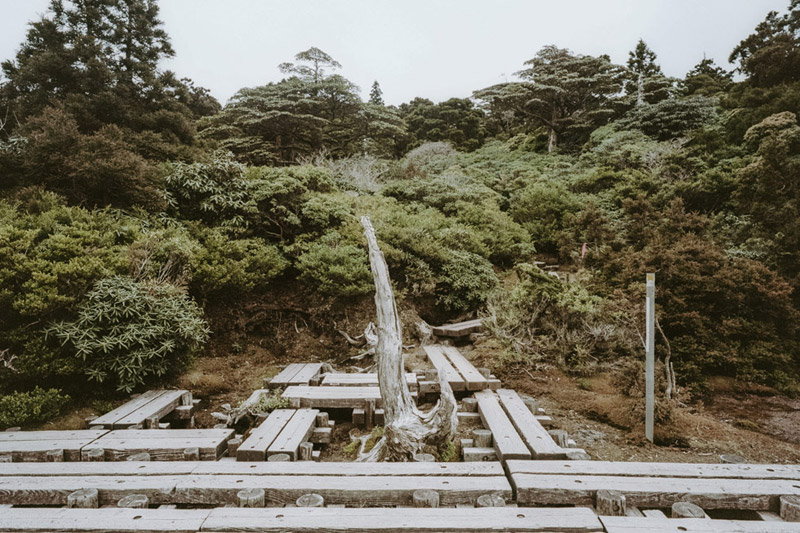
[0,387,69,429]
[436,249,497,312]
[50,276,210,392]
[294,232,373,298]
[165,150,255,226]
[616,96,718,140]
[192,228,288,297]
[401,141,458,178]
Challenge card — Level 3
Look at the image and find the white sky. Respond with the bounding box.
[0,0,789,106]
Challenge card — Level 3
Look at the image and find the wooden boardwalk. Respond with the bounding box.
[83,429,234,461]
[432,318,484,338]
[267,363,324,389]
[0,507,604,532]
[89,390,192,429]
[0,430,108,462]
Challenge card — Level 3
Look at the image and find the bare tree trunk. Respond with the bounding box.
[637,73,645,106]
[359,216,458,461]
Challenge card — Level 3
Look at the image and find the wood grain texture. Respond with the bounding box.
[422,346,465,391]
[0,507,207,532]
[267,409,318,460]
[474,391,530,461]
[237,409,294,462]
[599,516,800,532]
[281,386,386,409]
[496,389,564,459]
[441,346,487,391]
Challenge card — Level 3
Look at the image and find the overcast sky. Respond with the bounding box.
[0,0,789,106]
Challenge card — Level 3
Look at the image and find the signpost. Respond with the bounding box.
[645,273,655,443]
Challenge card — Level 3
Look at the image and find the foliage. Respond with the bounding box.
[294,231,373,298]
[399,97,487,151]
[0,387,69,429]
[251,389,290,413]
[615,96,718,140]
[50,276,209,392]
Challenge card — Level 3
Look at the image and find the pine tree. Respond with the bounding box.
[279,47,341,83]
[624,39,671,105]
[369,81,384,105]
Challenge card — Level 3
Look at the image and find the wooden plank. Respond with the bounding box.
[191,461,505,476]
[474,391,531,461]
[600,517,800,532]
[441,346,488,391]
[237,409,294,461]
[512,474,800,510]
[0,460,505,477]
[496,390,564,459]
[287,363,324,386]
[0,508,208,532]
[505,460,800,480]
[0,475,183,506]
[321,372,418,391]
[432,318,484,338]
[281,386,386,409]
[0,431,109,462]
[175,474,512,506]
[202,506,603,532]
[267,364,305,389]
[267,409,318,460]
[90,390,165,428]
[86,429,234,461]
[422,346,465,391]
[114,390,186,428]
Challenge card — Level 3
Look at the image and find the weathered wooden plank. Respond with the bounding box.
[114,390,186,428]
[432,318,484,338]
[267,409,318,460]
[267,363,305,389]
[422,346,465,391]
[90,390,165,428]
[505,460,800,480]
[288,363,324,386]
[600,516,800,532]
[0,462,197,476]
[441,346,488,391]
[237,409,295,462]
[474,391,531,461]
[0,430,109,462]
[281,386,386,409]
[0,475,181,506]
[175,475,512,506]
[85,429,234,461]
[191,461,505,476]
[496,390,564,459]
[512,474,800,510]
[0,508,208,532]
[202,506,603,532]
[321,372,418,391]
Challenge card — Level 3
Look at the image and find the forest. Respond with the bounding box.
[0,0,799,436]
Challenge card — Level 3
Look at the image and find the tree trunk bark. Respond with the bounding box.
[359,216,458,461]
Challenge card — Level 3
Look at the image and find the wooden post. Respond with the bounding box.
[315,412,329,427]
[645,273,655,443]
[781,495,800,521]
[297,493,324,507]
[298,442,314,461]
[413,489,439,508]
[461,398,478,412]
[472,429,493,448]
[237,488,265,508]
[596,490,626,516]
[365,399,375,430]
[672,502,707,518]
[268,453,290,462]
[84,448,104,462]
[183,447,200,461]
[227,438,242,456]
[477,493,506,507]
[413,453,435,462]
[46,449,64,462]
[117,494,148,508]
[67,488,99,508]
[126,452,150,461]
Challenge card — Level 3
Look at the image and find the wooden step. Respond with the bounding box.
[0,430,108,462]
[432,318,484,338]
[266,409,318,460]
[495,389,564,459]
[600,516,800,532]
[237,409,294,461]
[83,428,234,461]
[473,391,531,461]
[422,346,465,391]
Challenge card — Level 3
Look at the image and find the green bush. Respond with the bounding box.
[295,232,373,298]
[49,276,210,392]
[0,387,69,429]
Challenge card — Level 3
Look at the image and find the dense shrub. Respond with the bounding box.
[0,388,69,429]
[294,232,373,298]
[49,276,210,392]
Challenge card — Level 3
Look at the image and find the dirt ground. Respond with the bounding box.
[42,327,800,465]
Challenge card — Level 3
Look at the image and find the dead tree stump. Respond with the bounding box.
[358,216,458,461]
